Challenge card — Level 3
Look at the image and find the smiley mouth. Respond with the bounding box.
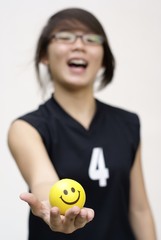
[68,59,88,69]
[60,191,80,205]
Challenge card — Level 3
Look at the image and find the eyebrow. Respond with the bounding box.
[53,26,90,33]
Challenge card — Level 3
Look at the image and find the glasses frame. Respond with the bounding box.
[49,31,105,45]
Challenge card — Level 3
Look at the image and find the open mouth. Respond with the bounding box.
[68,59,88,69]
[60,191,80,205]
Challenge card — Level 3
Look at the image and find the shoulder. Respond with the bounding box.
[97,100,140,156]
[97,99,140,126]
[10,97,55,142]
[17,97,54,126]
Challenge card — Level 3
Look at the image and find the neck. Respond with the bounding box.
[54,86,96,129]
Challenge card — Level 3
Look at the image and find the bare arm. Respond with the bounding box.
[8,120,94,233]
[129,143,157,239]
[8,120,59,199]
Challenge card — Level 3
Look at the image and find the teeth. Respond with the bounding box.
[69,59,87,66]
[70,59,85,64]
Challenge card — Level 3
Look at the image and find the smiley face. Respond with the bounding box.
[60,187,80,205]
[49,179,86,215]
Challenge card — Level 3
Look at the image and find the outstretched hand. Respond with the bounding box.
[20,193,94,234]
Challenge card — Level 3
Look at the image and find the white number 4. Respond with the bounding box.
[88,147,109,187]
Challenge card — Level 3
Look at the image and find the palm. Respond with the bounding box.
[20,192,94,234]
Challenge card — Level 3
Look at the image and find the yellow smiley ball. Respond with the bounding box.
[49,178,86,215]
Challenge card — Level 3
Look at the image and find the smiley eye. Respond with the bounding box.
[63,190,68,195]
[71,187,75,193]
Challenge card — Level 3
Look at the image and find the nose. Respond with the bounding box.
[74,35,84,42]
[74,34,86,44]
[72,36,85,50]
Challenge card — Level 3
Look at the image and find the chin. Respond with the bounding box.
[63,81,91,91]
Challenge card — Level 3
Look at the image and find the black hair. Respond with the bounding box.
[35,8,115,90]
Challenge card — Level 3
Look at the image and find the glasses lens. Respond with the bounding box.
[84,34,104,45]
[51,32,104,45]
[54,32,74,43]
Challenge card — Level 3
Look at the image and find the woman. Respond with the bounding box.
[8,8,156,240]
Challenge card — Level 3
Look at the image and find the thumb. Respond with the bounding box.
[20,192,43,217]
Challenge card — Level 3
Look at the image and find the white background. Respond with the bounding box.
[1,0,161,239]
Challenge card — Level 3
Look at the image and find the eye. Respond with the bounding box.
[63,189,68,195]
[71,187,75,193]
[85,34,104,44]
[55,32,73,41]
[86,35,97,43]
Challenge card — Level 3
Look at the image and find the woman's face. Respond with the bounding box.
[43,28,104,91]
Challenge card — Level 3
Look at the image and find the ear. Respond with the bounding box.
[96,67,105,78]
[41,55,49,65]
[40,52,49,66]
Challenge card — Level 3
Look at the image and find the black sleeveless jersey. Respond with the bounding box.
[19,96,140,240]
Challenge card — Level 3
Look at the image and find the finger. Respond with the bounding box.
[65,206,80,223]
[74,208,95,228]
[84,207,95,222]
[20,193,43,217]
[50,207,62,231]
[56,206,80,234]
[20,192,39,207]
[74,208,88,228]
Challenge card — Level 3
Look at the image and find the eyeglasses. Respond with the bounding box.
[49,31,104,45]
